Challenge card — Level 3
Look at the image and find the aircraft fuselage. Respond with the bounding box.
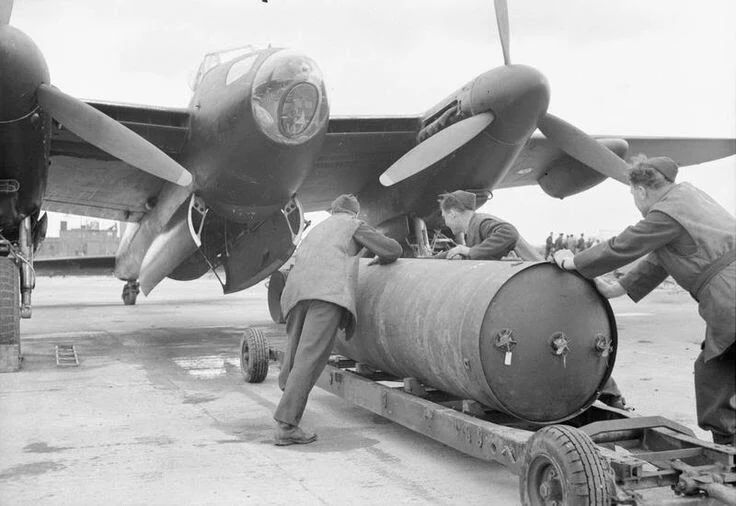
[181,48,329,223]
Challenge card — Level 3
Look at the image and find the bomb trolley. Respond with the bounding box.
[316,356,735,505]
[239,330,735,506]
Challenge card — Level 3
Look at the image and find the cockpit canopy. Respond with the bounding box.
[189,44,269,91]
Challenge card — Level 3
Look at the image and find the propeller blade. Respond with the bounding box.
[37,84,193,187]
[380,112,494,187]
[1,0,12,25]
[538,113,630,184]
[494,0,511,65]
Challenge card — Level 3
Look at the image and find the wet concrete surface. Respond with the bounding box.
[0,274,713,504]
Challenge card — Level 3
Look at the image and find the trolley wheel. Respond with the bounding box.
[520,425,613,506]
[267,270,288,323]
[0,256,20,344]
[240,327,269,383]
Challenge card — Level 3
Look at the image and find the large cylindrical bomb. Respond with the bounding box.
[335,259,617,424]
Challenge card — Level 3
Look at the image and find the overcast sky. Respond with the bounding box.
[13,0,735,241]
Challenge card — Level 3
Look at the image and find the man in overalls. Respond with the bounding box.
[275,194,402,445]
[554,156,735,445]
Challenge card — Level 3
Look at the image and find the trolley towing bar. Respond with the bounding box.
[240,337,735,506]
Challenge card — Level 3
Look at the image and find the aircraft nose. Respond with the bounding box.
[0,25,49,121]
[251,49,329,144]
[464,64,550,144]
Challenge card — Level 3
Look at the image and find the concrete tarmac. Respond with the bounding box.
[0,274,714,504]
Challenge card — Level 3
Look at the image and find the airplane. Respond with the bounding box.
[1,0,734,370]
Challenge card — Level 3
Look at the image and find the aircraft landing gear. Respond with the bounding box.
[122,280,140,306]
[412,216,432,257]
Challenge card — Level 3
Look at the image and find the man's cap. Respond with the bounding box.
[330,194,360,215]
[638,156,679,182]
[440,190,476,211]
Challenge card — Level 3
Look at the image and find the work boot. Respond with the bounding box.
[599,394,634,411]
[274,421,317,446]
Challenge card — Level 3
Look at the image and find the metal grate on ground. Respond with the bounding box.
[55,344,79,367]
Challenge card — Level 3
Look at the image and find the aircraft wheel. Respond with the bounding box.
[122,281,139,306]
[267,270,288,323]
[519,425,613,506]
[0,256,20,344]
[240,327,269,383]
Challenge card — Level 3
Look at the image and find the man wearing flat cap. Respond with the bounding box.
[554,155,736,446]
[436,189,539,261]
[274,194,402,446]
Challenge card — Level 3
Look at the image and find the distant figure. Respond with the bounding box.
[577,233,586,252]
[545,232,554,259]
[566,233,577,253]
[554,232,564,253]
[275,194,402,445]
[554,156,736,445]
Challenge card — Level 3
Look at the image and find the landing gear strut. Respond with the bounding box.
[412,216,432,257]
[122,280,140,306]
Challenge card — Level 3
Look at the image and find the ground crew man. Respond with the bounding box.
[435,190,540,260]
[545,232,554,259]
[577,233,586,252]
[554,155,736,445]
[554,232,564,254]
[275,194,402,446]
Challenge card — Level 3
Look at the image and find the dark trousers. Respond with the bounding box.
[600,377,622,399]
[274,299,343,426]
[695,344,736,444]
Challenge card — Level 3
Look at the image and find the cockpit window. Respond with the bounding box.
[226,54,259,86]
[190,44,268,91]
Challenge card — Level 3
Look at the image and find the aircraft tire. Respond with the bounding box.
[519,424,613,506]
[240,327,269,383]
[0,256,20,345]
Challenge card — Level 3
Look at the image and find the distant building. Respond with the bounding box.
[37,221,120,258]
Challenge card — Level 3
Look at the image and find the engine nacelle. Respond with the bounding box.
[538,138,629,199]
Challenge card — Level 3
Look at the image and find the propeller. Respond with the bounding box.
[1,0,12,25]
[379,0,511,187]
[379,112,494,186]
[494,0,511,65]
[37,84,193,187]
[380,0,630,188]
[538,114,630,184]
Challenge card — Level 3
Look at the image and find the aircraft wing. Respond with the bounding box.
[46,101,191,222]
[300,116,421,212]
[303,120,735,205]
[496,134,736,190]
